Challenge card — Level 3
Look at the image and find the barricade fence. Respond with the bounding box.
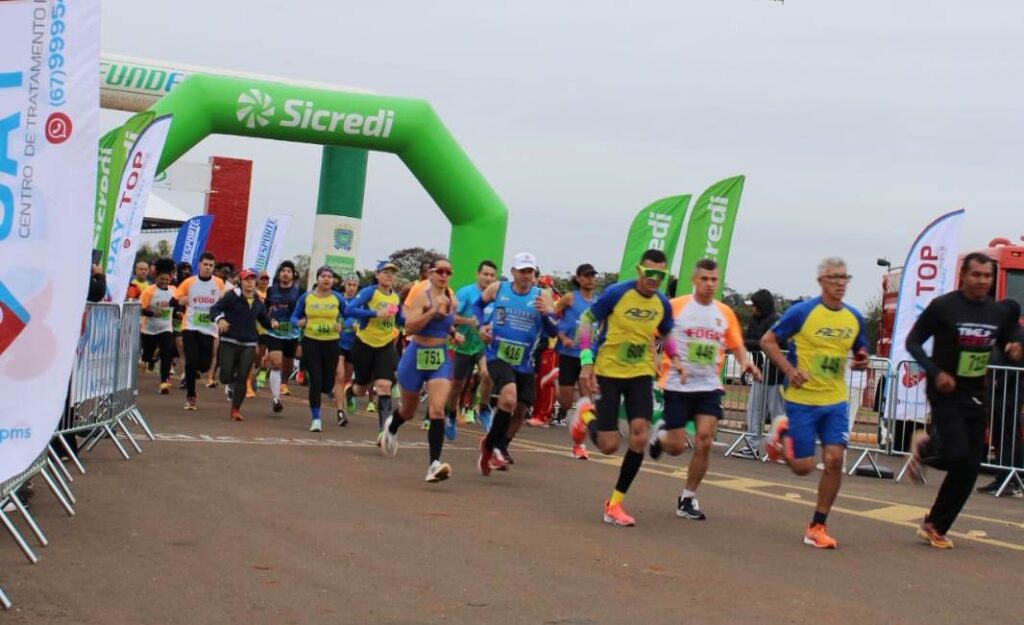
[1,301,151,610]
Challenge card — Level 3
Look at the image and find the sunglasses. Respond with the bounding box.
[637,265,667,281]
[431,268,453,277]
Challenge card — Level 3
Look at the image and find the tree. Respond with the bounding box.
[863,295,882,354]
[293,254,311,288]
[387,247,445,283]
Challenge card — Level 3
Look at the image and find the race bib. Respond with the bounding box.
[380,317,395,331]
[497,340,526,366]
[193,311,211,326]
[811,354,844,379]
[416,347,445,371]
[618,342,648,364]
[957,351,990,378]
[276,321,293,334]
[311,322,333,338]
[688,340,719,366]
[157,308,173,319]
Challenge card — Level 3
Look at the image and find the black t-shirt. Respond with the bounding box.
[905,291,1018,396]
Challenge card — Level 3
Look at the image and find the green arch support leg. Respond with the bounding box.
[148,74,508,284]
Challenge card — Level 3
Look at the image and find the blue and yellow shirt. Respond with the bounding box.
[589,280,673,379]
[291,290,346,342]
[349,285,400,348]
[769,296,868,406]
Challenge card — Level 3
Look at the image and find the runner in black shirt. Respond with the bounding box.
[905,252,1022,548]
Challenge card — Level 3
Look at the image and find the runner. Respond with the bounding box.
[347,261,401,433]
[474,252,558,475]
[554,263,598,458]
[291,266,346,432]
[126,259,150,300]
[262,260,304,414]
[527,274,560,428]
[446,260,498,438]
[569,249,674,526]
[381,257,462,482]
[174,252,226,410]
[173,262,191,388]
[210,269,278,420]
[649,259,761,520]
[760,257,869,549]
[246,271,272,399]
[904,252,1022,548]
[139,258,178,395]
[332,274,361,426]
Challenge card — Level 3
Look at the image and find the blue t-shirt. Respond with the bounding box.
[556,290,596,358]
[485,282,550,373]
[264,283,303,340]
[339,294,358,351]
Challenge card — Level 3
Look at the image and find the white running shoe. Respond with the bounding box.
[424,460,451,483]
[309,418,322,433]
[381,416,399,457]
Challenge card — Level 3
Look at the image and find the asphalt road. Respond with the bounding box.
[2,384,1022,624]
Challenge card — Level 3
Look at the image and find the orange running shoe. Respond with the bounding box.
[571,399,594,446]
[803,522,837,549]
[159,382,171,395]
[245,380,256,399]
[764,415,791,463]
[230,407,243,422]
[916,519,954,549]
[603,500,636,527]
[571,444,589,460]
[280,383,291,396]
[526,417,549,428]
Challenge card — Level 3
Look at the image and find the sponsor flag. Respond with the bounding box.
[172,214,214,271]
[243,214,290,274]
[676,175,745,297]
[0,0,101,483]
[104,115,173,303]
[93,111,154,259]
[890,209,965,422]
[616,195,691,292]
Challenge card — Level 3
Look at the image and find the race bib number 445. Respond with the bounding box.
[688,340,718,366]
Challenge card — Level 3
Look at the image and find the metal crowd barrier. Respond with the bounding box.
[1,301,152,610]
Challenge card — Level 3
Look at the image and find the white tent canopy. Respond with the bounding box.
[143,192,192,229]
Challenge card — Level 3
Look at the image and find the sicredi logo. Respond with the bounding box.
[236,89,395,138]
[0,427,31,445]
[236,89,275,129]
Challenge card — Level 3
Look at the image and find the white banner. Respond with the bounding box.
[244,214,291,274]
[153,160,213,194]
[104,116,172,303]
[0,0,100,483]
[311,214,361,285]
[890,209,965,422]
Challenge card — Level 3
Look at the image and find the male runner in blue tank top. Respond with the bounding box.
[473,252,559,475]
[555,263,599,458]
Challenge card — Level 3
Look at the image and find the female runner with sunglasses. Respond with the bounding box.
[379,257,462,482]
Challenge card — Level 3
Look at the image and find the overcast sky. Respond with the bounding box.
[102,1,1022,308]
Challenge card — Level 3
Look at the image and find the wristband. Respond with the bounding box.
[580,348,594,366]
[663,336,678,359]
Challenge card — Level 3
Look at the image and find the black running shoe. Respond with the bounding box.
[676,496,706,520]
[272,398,283,414]
[337,409,348,427]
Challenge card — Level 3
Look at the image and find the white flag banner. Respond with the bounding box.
[890,209,965,422]
[0,0,101,483]
[104,115,172,304]
[244,214,291,274]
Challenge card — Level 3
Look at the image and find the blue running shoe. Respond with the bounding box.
[445,412,458,441]
[477,406,492,433]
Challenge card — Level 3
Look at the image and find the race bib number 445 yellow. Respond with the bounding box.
[688,340,718,366]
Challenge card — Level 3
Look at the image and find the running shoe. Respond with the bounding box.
[424,460,452,483]
[477,406,492,433]
[570,399,594,446]
[977,478,1001,494]
[225,385,233,403]
[309,418,322,433]
[184,396,197,411]
[498,448,514,465]
[763,415,791,463]
[907,431,929,484]
[255,369,268,388]
[159,382,171,395]
[916,519,954,549]
[380,416,398,457]
[346,394,356,412]
[206,380,218,389]
[179,377,187,390]
[445,413,458,441]
[421,417,430,431]
[526,417,549,428]
[571,444,589,460]
[230,407,243,422]
[603,501,636,527]
[477,437,493,476]
[997,484,1024,498]
[246,381,256,399]
[490,448,510,471]
[272,398,283,414]
[676,496,706,520]
[647,420,666,460]
[551,415,567,428]
[462,408,476,425]
[281,383,291,396]
[367,401,377,414]
[337,409,348,427]
[803,523,838,549]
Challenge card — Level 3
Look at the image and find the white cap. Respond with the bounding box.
[511,252,538,271]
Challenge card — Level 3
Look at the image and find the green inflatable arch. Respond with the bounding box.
[147,74,507,284]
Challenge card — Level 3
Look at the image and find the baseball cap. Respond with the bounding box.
[237,269,257,280]
[376,260,399,272]
[511,252,538,271]
[575,263,597,277]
